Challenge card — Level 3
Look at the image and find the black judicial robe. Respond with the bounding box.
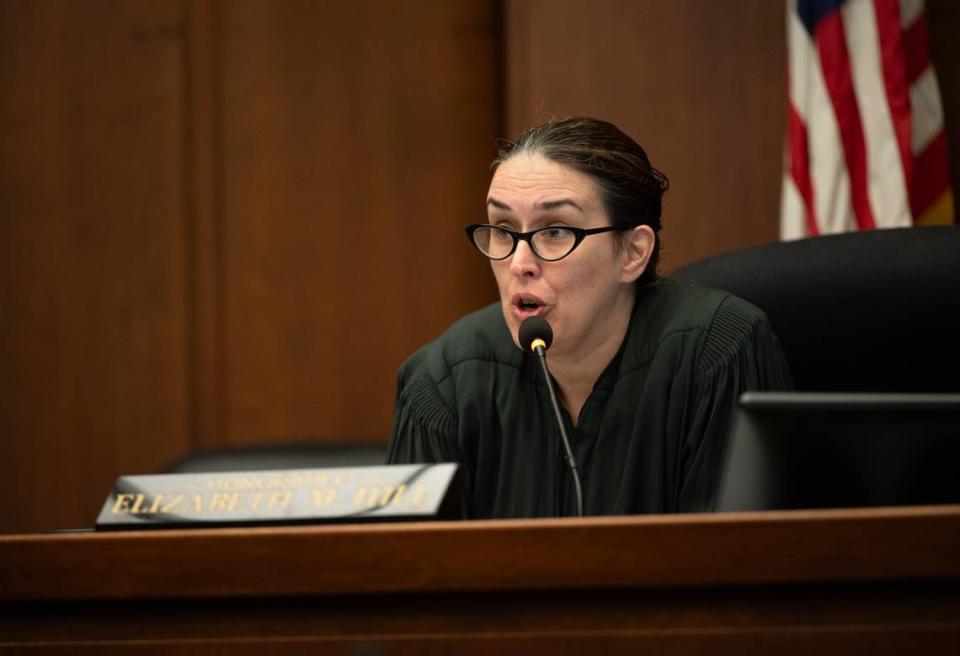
[387,279,793,518]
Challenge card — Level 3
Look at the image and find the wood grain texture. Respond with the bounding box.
[505,0,787,272]
[215,0,499,445]
[505,0,960,268]
[183,0,224,447]
[4,0,952,539]
[0,0,191,533]
[1,509,959,652]
[0,0,501,534]
[2,506,959,601]
[3,588,959,653]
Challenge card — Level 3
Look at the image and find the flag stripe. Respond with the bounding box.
[781,0,953,239]
[902,7,930,84]
[874,0,913,184]
[815,10,876,230]
[911,67,945,154]
[789,6,856,234]
[788,100,820,235]
[911,130,950,217]
[781,175,813,239]
[870,0,921,228]
[843,0,911,227]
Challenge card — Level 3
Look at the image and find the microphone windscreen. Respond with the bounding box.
[519,316,553,352]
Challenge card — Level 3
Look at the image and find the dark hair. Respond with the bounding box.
[491,116,669,286]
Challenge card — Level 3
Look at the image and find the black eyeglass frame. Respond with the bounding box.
[465,224,623,262]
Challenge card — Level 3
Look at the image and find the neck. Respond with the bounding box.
[548,292,635,425]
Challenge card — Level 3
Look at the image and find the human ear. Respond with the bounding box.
[620,225,655,283]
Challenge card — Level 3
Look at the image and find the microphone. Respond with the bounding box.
[518,317,584,517]
[519,316,553,353]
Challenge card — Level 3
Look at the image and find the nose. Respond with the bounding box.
[509,239,541,278]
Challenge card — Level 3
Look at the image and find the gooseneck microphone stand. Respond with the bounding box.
[520,317,584,518]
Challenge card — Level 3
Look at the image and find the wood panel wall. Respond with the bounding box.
[3,0,957,534]
[0,0,498,534]
[216,1,498,445]
[505,0,788,272]
[505,0,960,272]
[0,0,191,533]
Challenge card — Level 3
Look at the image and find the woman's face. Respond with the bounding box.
[486,152,642,359]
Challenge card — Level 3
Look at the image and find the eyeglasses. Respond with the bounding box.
[465,224,622,262]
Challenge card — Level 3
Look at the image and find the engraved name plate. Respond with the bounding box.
[95,463,462,530]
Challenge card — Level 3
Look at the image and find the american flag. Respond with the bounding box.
[781,0,954,239]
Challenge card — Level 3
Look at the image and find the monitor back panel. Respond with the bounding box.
[716,393,960,511]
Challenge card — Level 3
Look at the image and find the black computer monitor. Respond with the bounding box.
[715,392,960,512]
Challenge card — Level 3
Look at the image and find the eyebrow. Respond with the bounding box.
[486,197,584,212]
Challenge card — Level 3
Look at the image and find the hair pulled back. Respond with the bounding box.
[492,116,669,286]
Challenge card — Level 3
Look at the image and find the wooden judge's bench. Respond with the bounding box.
[2,506,960,653]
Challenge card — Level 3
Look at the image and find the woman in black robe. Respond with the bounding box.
[387,117,792,518]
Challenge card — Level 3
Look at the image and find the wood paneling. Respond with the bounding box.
[0,0,190,533]
[183,0,224,447]
[4,0,953,535]
[0,0,501,534]
[216,1,498,445]
[505,0,960,271]
[505,0,786,272]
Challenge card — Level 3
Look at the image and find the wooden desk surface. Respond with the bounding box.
[2,506,959,653]
[3,505,960,601]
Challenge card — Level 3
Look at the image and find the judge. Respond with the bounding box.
[387,116,792,518]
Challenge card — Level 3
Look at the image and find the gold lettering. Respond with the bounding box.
[389,484,407,505]
[209,492,240,512]
[353,487,381,508]
[410,485,427,507]
[312,488,336,507]
[205,477,269,491]
[379,486,397,506]
[206,473,350,491]
[111,494,135,514]
[147,495,164,513]
[192,495,203,512]
[162,494,183,513]
[268,490,292,511]
[130,494,146,514]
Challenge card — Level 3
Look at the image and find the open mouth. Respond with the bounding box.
[511,294,548,317]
